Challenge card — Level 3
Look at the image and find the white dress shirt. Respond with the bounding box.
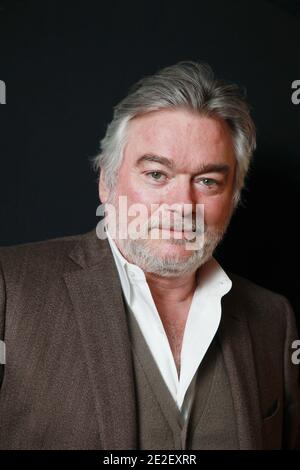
[106,230,232,417]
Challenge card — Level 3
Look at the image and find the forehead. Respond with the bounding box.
[123,108,235,170]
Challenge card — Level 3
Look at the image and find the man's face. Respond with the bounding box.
[100,108,236,276]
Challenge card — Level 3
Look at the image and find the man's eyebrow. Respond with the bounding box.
[136,155,230,175]
[194,163,230,175]
[135,154,175,169]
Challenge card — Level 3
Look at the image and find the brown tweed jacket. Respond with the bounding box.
[0,228,299,449]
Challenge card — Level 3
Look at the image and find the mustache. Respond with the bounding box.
[147,215,205,234]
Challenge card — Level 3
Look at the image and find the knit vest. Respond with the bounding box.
[125,305,239,450]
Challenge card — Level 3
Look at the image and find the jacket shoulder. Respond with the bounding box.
[0,230,94,281]
[228,271,289,305]
[226,271,296,336]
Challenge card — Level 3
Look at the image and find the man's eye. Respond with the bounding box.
[197,178,217,186]
[146,171,166,181]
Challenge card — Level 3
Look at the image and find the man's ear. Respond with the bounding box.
[99,170,109,203]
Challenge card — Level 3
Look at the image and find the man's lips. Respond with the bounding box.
[150,226,196,232]
[149,227,197,237]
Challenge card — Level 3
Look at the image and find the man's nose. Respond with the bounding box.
[167,177,196,208]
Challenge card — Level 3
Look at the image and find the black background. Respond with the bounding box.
[0,0,299,327]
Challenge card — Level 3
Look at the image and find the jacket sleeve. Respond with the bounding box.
[282,297,300,449]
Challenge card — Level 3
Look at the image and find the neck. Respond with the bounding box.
[145,270,197,304]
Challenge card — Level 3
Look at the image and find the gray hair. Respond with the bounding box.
[91,61,256,208]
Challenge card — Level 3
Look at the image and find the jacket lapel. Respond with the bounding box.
[217,288,263,449]
[63,230,137,449]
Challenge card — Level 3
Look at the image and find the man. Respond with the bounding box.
[0,62,299,450]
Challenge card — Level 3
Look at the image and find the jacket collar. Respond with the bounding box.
[218,291,263,449]
[64,229,137,449]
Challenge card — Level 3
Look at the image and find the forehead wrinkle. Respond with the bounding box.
[126,118,184,166]
[125,109,235,172]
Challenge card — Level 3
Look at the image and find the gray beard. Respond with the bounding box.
[116,227,225,277]
[106,192,231,278]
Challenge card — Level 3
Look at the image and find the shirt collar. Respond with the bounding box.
[106,229,232,303]
[106,230,146,303]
